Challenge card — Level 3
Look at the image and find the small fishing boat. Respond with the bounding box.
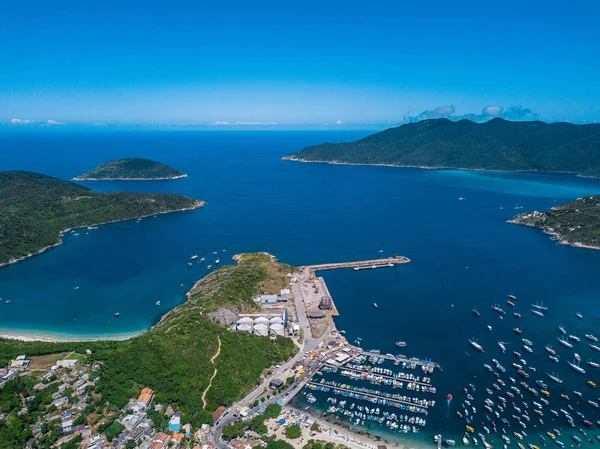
[156,301,161,306]
[514,312,521,318]
[114,312,120,317]
[73,286,80,291]
[187,262,193,267]
[576,311,583,319]
[473,307,480,317]
[207,265,212,270]
[373,303,378,308]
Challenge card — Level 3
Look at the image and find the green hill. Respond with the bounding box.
[510,196,600,250]
[74,158,186,180]
[285,118,600,176]
[0,253,296,426]
[0,171,203,265]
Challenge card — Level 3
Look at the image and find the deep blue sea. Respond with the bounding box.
[2,130,600,445]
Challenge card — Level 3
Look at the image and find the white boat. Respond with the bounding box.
[568,359,586,374]
[587,360,599,368]
[531,309,544,317]
[215,259,220,264]
[487,325,492,331]
[557,337,573,349]
[585,334,598,342]
[187,262,193,267]
[469,339,484,352]
[590,344,600,352]
[498,341,506,352]
[568,334,580,342]
[547,373,563,383]
[156,301,161,306]
[213,251,218,255]
[373,303,378,308]
[576,311,583,319]
[558,325,566,335]
[73,286,80,291]
[200,257,205,262]
[190,255,199,260]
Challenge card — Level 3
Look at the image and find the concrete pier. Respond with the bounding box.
[301,256,410,273]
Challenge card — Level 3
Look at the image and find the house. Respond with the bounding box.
[171,431,185,444]
[57,359,79,369]
[212,406,226,422]
[308,309,325,319]
[150,432,171,449]
[259,295,278,306]
[278,289,291,301]
[183,423,191,437]
[16,355,27,361]
[168,412,181,432]
[61,419,73,432]
[269,378,284,389]
[137,387,154,408]
[10,359,30,370]
[319,296,332,310]
[52,397,68,408]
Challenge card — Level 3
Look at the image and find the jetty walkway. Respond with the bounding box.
[301,256,410,273]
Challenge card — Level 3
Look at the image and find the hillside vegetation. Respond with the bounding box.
[0,171,202,265]
[511,196,600,249]
[0,254,296,426]
[74,158,186,180]
[286,118,600,176]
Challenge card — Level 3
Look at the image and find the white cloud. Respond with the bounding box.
[234,121,277,125]
[46,119,65,125]
[335,120,343,125]
[94,121,106,126]
[483,105,504,116]
[213,121,230,125]
[10,118,32,125]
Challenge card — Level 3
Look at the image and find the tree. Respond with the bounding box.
[285,425,302,439]
[310,422,320,432]
[248,416,268,435]
[267,440,295,449]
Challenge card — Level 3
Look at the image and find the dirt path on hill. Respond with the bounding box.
[202,336,222,409]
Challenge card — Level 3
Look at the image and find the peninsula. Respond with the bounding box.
[0,171,203,266]
[284,118,600,177]
[74,158,187,180]
[0,253,296,442]
[510,195,600,250]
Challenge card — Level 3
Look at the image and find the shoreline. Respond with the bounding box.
[0,329,143,343]
[507,218,600,251]
[72,174,188,181]
[282,156,594,177]
[286,405,428,449]
[0,200,205,269]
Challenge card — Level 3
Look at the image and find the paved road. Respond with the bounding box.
[211,268,333,448]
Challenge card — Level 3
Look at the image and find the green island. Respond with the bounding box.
[285,118,600,177]
[0,171,203,266]
[510,196,600,250]
[73,158,187,180]
[0,253,297,448]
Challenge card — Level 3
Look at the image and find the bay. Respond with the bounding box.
[1,130,600,445]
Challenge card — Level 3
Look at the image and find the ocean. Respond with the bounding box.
[1,130,600,445]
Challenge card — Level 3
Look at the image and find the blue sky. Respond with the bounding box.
[2,1,600,126]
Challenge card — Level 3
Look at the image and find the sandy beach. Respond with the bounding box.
[0,329,142,343]
[283,406,432,449]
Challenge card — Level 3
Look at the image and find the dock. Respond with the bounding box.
[306,381,430,409]
[301,256,410,274]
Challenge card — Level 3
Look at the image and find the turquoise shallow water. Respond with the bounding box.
[1,130,600,444]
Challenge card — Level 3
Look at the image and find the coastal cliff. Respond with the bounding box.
[74,157,187,180]
[0,171,203,266]
[509,196,600,250]
[285,118,600,177]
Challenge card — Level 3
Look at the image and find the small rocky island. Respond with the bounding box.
[74,158,187,180]
[0,171,203,266]
[510,196,600,250]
